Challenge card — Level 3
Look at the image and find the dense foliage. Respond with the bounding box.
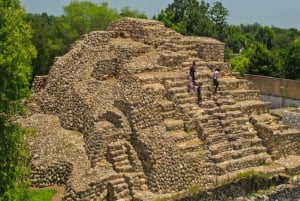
[24,0,300,80]
[25,0,147,78]
[154,0,300,80]
[0,0,36,200]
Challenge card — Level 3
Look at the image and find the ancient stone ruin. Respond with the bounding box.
[21,17,300,200]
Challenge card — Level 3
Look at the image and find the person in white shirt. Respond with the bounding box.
[212,69,220,94]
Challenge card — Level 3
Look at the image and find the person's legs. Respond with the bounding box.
[213,79,217,94]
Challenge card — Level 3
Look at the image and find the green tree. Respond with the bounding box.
[155,9,184,33]
[25,13,56,76]
[284,38,300,79]
[225,25,247,53]
[244,42,277,76]
[155,0,215,36]
[120,6,147,19]
[230,55,249,75]
[63,1,119,35]
[0,0,36,200]
[209,1,228,41]
[255,26,274,49]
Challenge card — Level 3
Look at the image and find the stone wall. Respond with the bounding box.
[30,161,73,187]
[283,109,300,130]
[240,74,300,100]
[107,17,224,62]
[260,94,300,108]
[251,115,300,159]
[31,75,48,93]
[173,174,294,201]
[23,17,300,201]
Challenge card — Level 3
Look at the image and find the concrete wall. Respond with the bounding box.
[239,74,300,108]
[260,94,300,109]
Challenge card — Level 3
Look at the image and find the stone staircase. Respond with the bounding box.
[180,60,271,174]
[107,140,139,173]
[159,99,204,157]
[136,57,272,175]
[136,66,206,157]
[106,140,149,200]
[219,77,271,115]
[107,176,132,201]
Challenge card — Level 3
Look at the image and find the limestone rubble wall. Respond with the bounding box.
[252,118,300,159]
[173,175,297,201]
[282,110,300,130]
[108,17,225,63]
[30,161,73,187]
[26,17,300,200]
[31,75,48,93]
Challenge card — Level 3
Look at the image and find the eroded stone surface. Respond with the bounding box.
[21,17,300,201]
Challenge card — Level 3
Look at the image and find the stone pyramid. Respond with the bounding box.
[21,17,300,201]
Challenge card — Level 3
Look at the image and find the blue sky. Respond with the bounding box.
[20,0,300,29]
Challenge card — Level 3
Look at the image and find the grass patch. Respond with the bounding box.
[154,185,202,201]
[29,188,57,201]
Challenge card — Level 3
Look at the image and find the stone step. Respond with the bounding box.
[229,136,263,147]
[238,100,271,115]
[201,100,216,108]
[115,164,134,172]
[215,152,270,175]
[161,110,175,119]
[115,189,131,200]
[108,140,127,150]
[109,148,127,157]
[215,98,236,106]
[163,119,184,131]
[158,99,175,111]
[178,103,200,113]
[209,142,232,155]
[177,138,203,152]
[230,90,260,102]
[204,132,227,145]
[177,96,198,104]
[210,150,233,163]
[113,154,129,162]
[165,79,187,88]
[225,110,243,118]
[186,108,205,118]
[142,83,165,92]
[227,131,258,141]
[169,86,187,94]
[110,177,127,186]
[136,71,183,84]
[116,197,132,201]
[114,159,131,167]
[231,146,267,160]
[220,104,242,112]
[221,118,248,127]
[167,130,194,143]
[113,182,129,193]
[219,78,252,91]
[174,92,191,99]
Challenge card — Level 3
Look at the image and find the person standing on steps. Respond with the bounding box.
[189,61,196,85]
[187,76,194,93]
[197,82,203,105]
[213,68,220,95]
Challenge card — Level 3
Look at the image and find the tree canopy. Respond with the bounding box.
[23,0,300,80]
[0,0,36,200]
